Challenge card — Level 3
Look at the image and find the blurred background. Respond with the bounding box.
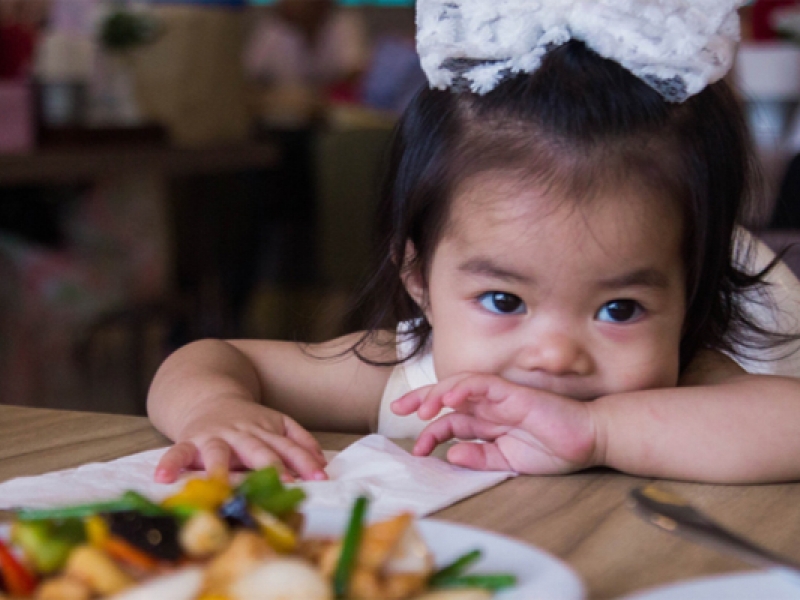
[0,0,798,416]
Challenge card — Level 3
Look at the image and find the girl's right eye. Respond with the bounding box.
[477,292,525,315]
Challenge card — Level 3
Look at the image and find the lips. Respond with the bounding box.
[501,372,600,402]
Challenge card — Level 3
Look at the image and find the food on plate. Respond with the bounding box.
[0,467,515,599]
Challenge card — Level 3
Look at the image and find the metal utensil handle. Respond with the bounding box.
[629,486,800,573]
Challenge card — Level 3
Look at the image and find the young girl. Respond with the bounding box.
[148,0,800,485]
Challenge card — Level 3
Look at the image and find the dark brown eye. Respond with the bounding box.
[597,299,642,323]
[478,292,525,314]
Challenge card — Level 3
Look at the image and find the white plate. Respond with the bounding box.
[621,570,800,600]
[302,508,586,600]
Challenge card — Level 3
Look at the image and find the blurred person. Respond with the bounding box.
[243,0,369,124]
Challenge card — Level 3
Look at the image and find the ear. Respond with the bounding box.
[400,241,430,321]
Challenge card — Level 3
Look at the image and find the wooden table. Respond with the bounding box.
[2,404,800,599]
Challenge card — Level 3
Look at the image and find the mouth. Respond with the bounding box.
[501,373,600,402]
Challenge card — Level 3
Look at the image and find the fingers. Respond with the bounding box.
[283,419,329,480]
[283,418,326,462]
[418,374,541,427]
[225,432,284,472]
[154,441,200,483]
[155,422,328,484]
[390,386,429,416]
[196,437,234,480]
[412,412,509,456]
[446,441,514,472]
[393,374,476,420]
[412,414,514,471]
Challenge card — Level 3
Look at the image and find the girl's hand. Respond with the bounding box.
[392,373,599,475]
[154,398,328,484]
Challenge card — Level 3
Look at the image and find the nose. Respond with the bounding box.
[516,330,593,376]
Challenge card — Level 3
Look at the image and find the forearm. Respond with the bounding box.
[147,339,263,441]
[592,375,800,483]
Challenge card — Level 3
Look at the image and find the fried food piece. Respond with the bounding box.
[35,576,91,600]
[200,530,275,596]
[411,590,492,600]
[179,511,231,559]
[228,558,332,600]
[63,546,133,596]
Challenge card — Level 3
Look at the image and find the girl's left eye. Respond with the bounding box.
[596,299,644,323]
[477,292,525,315]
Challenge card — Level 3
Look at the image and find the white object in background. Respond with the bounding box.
[33,32,95,126]
[735,42,800,210]
[50,0,98,36]
[88,52,142,126]
[736,42,800,101]
[735,42,800,145]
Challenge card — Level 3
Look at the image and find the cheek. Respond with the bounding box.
[431,334,474,381]
[430,325,501,381]
[611,344,681,392]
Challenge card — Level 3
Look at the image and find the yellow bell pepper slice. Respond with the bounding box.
[250,506,297,553]
[161,476,232,512]
[84,515,110,547]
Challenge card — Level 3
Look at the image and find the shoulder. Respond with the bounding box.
[679,349,747,387]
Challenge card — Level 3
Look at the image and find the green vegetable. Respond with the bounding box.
[430,573,518,591]
[253,487,306,517]
[333,495,369,599]
[429,548,482,584]
[236,467,282,501]
[11,518,86,574]
[236,467,306,517]
[429,548,516,592]
[16,491,169,521]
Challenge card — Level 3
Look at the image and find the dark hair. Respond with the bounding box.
[350,40,787,372]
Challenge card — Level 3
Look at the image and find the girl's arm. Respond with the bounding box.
[147,332,394,482]
[592,350,800,483]
[398,351,800,483]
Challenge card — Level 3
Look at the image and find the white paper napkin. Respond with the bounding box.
[0,435,514,518]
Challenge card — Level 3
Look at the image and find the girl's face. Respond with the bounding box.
[404,171,686,400]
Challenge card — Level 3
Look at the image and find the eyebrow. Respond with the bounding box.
[458,258,670,290]
[458,258,533,284]
[595,268,671,290]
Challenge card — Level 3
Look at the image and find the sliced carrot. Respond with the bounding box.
[102,537,160,572]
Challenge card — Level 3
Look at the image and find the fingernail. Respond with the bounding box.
[311,470,328,481]
[209,466,228,481]
[154,468,170,483]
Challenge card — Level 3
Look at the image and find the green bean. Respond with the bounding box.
[429,548,482,584]
[431,573,518,591]
[333,495,369,599]
[16,491,168,521]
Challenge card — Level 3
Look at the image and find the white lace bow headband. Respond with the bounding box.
[416,0,745,102]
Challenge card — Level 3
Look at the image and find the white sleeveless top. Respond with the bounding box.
[376,230,800,438]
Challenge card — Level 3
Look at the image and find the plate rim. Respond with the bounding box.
[301,507,586,600]
[619,569,800,600]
